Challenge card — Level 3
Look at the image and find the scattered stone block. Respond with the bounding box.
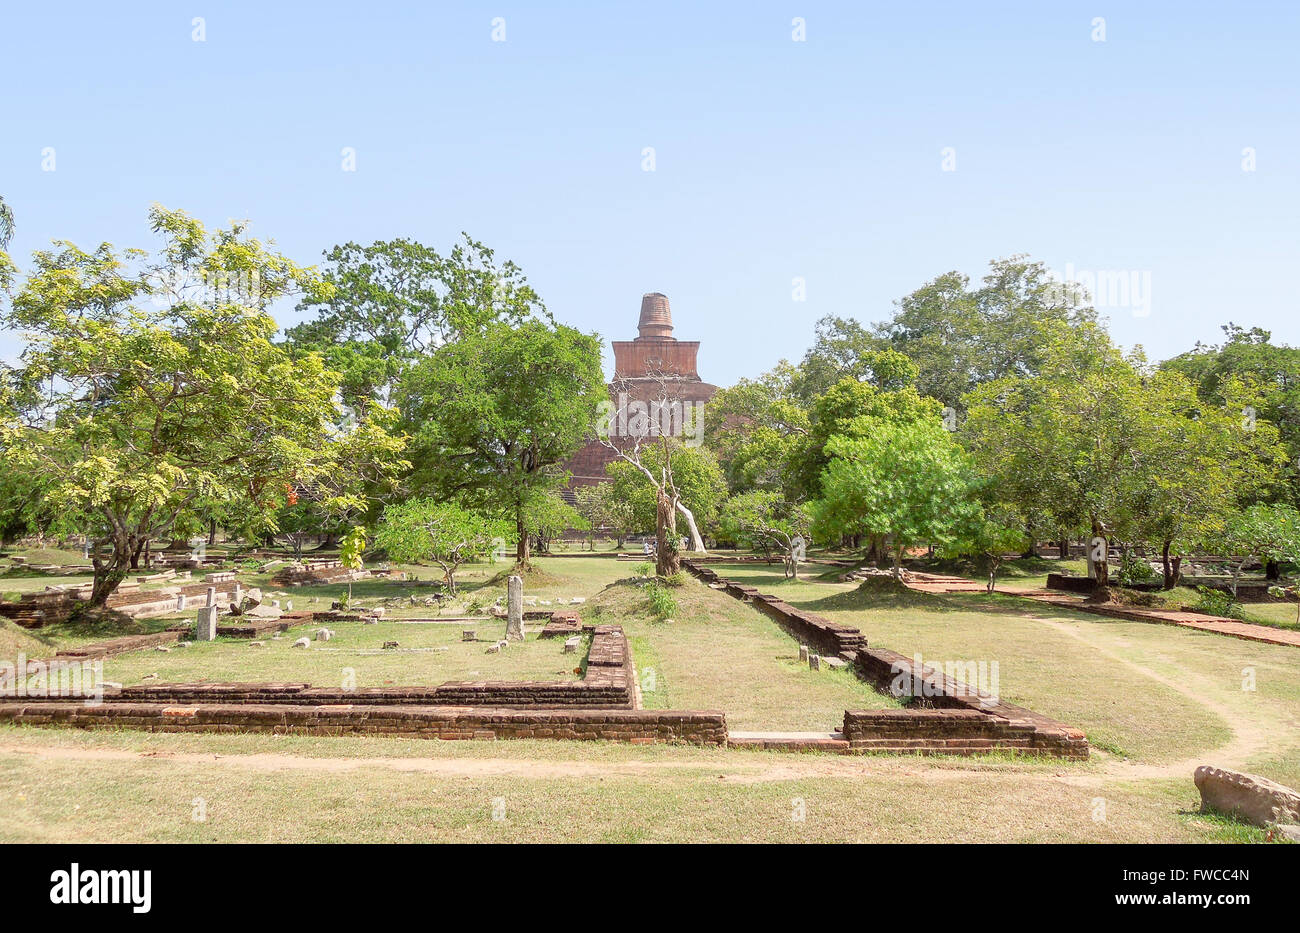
[823,657,848,670]
[485,643,501,654]
[798,645,809,662]
[249,641,265,648]
[314,628,334,642]
[292,637,310,649]
[563,636,580,654]
[194,606,219,641]
[382,641,399,650]
[462,630,476,642]
[808,654,822,671]
[1195,766,1300,827]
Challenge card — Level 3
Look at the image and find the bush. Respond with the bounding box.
[1194,586,1245,620]
[1116,554,1160,586]
[646,582,677,621]
[662,571,686,587]
[634,561,654,577]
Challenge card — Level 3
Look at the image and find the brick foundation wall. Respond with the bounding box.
[687,560,1089,760]
[0,702,728,745]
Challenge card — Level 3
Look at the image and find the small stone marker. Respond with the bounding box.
[285,599,293,612]
[798,645,809,662]
[505,574,524,642]
[486,643,501,654]
[808,654,822,671]
[292,637,310,648]
[194,606,218,641]
[382,640,399,650]
[462,630,476,642]
[314,628,334,642]
[176,594,187,611]
[206,586,216,608]
[563,636,580,654]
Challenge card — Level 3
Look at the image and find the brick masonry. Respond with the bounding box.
[0,702,728,745]
[683,560,1089,759]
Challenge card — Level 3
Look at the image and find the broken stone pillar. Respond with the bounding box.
[206,586,216,608]
[505,574,524,641]
[194,606,218,641]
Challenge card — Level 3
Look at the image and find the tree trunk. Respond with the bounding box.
[655,491,680,577]
[90,534,132,606]
[1059,535,1070,560]
[515,512,531,570]
[129,537,146,570]
[1160,540,1183,589]
[208,517,218,547]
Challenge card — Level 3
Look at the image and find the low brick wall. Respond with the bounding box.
[17,623,637,710]
[688,560,1089,760]
[1045,573,1097,594]
[0,702,728,745]
[682,560,865,656]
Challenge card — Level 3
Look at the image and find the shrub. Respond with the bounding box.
[662,571,686,587]
[646,582,677,621]
[634,561,654,577]
[1116,554,1160,586]
[1194,586,1245,620]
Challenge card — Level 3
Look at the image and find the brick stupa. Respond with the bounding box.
[563,293,717,497]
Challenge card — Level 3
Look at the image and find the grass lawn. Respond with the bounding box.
[2,549,1297,842]
[587,575,900,731]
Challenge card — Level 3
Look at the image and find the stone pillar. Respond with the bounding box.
[195,606,218,641]
[206,586,216,608]
[505,575,524,641]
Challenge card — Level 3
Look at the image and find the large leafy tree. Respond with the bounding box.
[398,319,604,569]
[0,206,340,606]
[1117,371,1283,587]
[812,415,980,577]
[287,235,546,408]
[876,256,1097,410]
[1163,324,1300,506]
[963,322,1147,586]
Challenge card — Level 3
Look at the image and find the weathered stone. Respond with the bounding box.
[1195,766,1300,826]
[798,645,809,662]
[563,636,580,654]
[292,637,310,649]
[505,575,524,642]
[382,641,399,650]
[462,630,476,642]
[808,654,821,671]
[194,606,219,641]
[314,628,334,642]
[823,657,848,670]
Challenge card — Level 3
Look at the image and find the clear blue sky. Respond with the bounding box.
[3,1,1297,383]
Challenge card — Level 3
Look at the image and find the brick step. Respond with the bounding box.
[728,731,850,752]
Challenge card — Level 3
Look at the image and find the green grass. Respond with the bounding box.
[589,575,900,731]
[91,620,582,688]
[698,562,1300,773]
[0,726,1258,844]
[4,548,1298,842]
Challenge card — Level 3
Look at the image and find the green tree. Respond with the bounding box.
[876,256,1097,410]
[941,501,1029,593]
[287,235,546,408]
[523,489,586,555]
[375,499,509,594]
[963,322,1147,587]
[0,206,339,606]
[719,490,811,578]
[398,319,604,569]
[1213,504,1300,598]
[605,438,728,573]
[812,416,980,577]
